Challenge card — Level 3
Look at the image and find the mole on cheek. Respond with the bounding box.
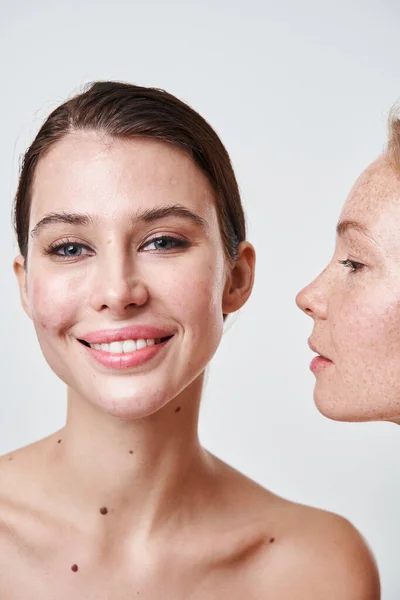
[100,507,108,515]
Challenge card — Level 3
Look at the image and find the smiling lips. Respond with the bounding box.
[77,326,174,369]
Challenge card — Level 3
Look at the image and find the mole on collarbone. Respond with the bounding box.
[100,507,108,515]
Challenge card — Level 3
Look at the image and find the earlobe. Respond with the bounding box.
[222,242,256,315]
[13,255,31,319]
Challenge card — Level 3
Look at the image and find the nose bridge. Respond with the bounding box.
[89,243,148,312]
[296,263,331,319]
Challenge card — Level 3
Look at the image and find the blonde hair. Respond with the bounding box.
[387,104,400,172]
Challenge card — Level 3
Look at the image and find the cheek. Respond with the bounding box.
[156,255,225,330]
[331,281,400,360]
[27,269,80,334]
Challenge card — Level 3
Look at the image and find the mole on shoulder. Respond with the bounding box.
[175,406,181,413]
[269,537,275,543]
[100,506,108,515]
[71,564,79,572]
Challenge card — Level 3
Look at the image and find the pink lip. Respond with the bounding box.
[79,326,174,345]
[307,338,333,372]
[79,337,172,370]
[310,355,333,373]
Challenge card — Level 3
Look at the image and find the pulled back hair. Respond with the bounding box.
[13,81,246,262]
[388,104,400,174]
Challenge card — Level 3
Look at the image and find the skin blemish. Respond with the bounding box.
[175,406,181,413]
[8,456,13,461]
[100,506,108,515]
[269,537,275,543]
[71,564,79,572]
[57,439,62,443]
[129,450,134,454]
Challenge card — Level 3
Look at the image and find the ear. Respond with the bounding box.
[222,241,256,315]
[13,255,31,319]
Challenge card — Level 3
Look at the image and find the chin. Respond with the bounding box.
[314,388,400,423]
[314,390,374,423]
[96,387,174,419]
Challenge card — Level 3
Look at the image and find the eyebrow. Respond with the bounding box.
[336,219,370,237]
[30,204,209,238]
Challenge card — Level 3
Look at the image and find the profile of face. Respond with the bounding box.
[297,155,400,423]
[14,133,254,419]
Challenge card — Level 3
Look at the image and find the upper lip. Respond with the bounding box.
[308,339,331,361]
[78,326,175,344]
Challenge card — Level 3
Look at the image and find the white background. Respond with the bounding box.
[1,0,400,597]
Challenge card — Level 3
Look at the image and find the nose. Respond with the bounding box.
[88,251,149,316]
[296,268,329,320]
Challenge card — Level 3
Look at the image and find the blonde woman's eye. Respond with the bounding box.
[141,236,191,251]
[338,259,365,273]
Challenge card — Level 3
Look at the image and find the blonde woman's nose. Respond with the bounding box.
[296,273,328,321]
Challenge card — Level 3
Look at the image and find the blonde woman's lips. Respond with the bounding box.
[308,339,333,373]
[310,355,333,373]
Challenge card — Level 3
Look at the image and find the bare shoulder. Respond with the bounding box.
[209,458,380,599]
[256,501,381,599]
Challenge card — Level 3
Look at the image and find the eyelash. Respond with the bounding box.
[44,235,191,259]
[338,259,365,273]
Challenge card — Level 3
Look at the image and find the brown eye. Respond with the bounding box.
[338,259,365,273]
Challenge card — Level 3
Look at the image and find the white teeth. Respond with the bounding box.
[123,339,137,353]
[89,338,164,353]
[109,341,124,354]
[136,339,147,350]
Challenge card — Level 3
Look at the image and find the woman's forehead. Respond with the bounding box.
[30,133,217,223]
[341,156,400,226]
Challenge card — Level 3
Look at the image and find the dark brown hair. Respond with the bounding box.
[14,81,246,262]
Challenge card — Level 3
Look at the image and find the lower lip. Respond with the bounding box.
[80,338,172,370]
[310,356,333,373]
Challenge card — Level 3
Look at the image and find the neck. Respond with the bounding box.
[44,373,211,538]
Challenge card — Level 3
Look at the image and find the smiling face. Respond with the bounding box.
[15,132,252,418]
[297,155,400,422]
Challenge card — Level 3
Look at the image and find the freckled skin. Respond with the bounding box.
[0,134,379,599]
[297,155,400,423]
